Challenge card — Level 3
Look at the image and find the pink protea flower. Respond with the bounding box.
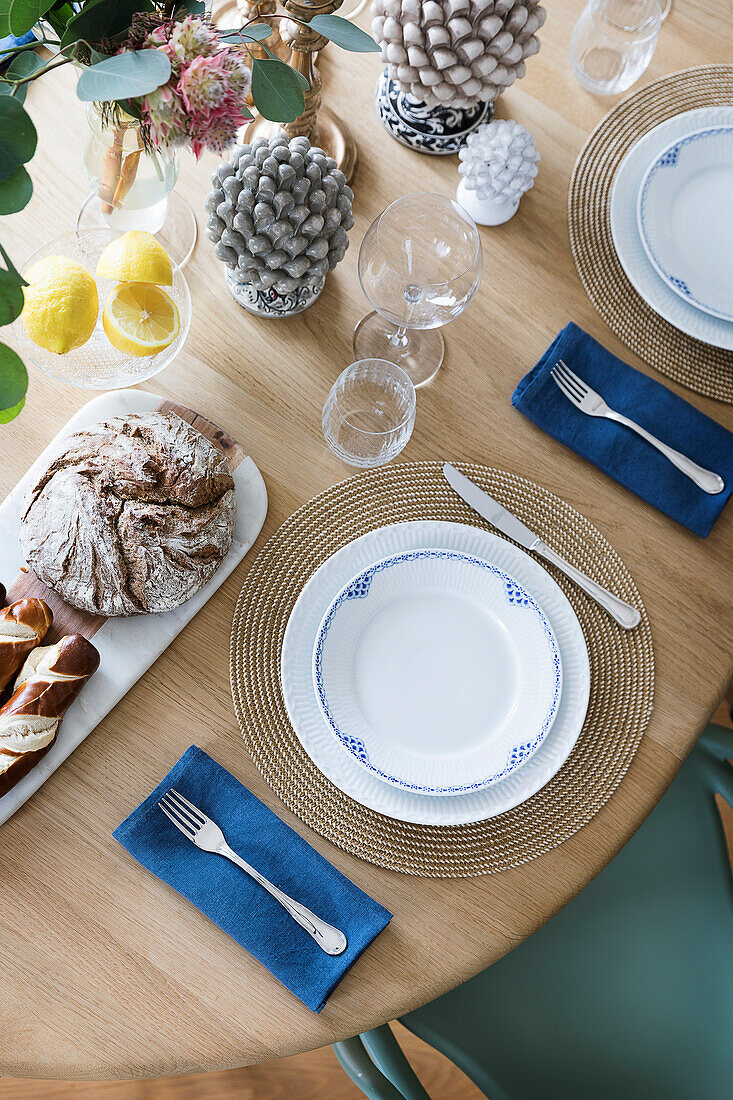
[169,14,218,62]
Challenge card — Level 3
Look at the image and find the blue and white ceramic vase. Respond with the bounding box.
[224,270,325,318]
[375,69,492,156]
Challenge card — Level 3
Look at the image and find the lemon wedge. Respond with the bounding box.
[96,231,173,286]
[21,257,98,354]
[102,283,180,357]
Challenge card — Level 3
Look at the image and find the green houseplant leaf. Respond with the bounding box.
[76,48,171,102]
[309,14,379,51]
[251,57,308,122]
[0,97,36,182]
[0,342,28,422]
[0,51,45,105]
[0,163,32,214]
[0,265,25,324]
[8,0,55,37]
[61,0,152,48]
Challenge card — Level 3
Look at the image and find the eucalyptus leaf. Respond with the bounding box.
[61,0,150,49]
[0,242,25,283]
[0,50,44,104]
[0,342,28,421]
[175,0,205,15]
[0,163,31,214]
[309,14,379,52]
[8,0,54,37]
[251,58,307,122]
[0,97,36,182]
[231,23,274,43]
[76,49,171,103]
[0,265,24,323]
[0,13,10,37]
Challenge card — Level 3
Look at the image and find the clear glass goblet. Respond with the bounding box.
[353,194,483,388]
[322,359,416,468]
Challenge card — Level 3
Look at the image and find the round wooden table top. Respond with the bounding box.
[2,0,732,1082]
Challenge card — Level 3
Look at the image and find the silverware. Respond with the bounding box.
[443,462,641,630]
[158,788,348,956]
[551,359,725,496]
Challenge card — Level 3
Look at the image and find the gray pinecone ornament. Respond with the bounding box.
[205,133,354,297]
[372,0,546,109]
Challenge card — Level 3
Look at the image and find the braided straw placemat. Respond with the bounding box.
[569,64,733,404]
[230,462,654,877]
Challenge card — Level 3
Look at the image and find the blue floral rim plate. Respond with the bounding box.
[637,126,733,322]
[312,549,562,796]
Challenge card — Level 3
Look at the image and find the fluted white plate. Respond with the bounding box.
[281,521,590,825]
[610,107,733,350]
[313,549,562,795]
[637,126,733,321]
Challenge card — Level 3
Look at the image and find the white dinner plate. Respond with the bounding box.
[281,521,590,826]
[313,548,562,795]
[637,126,733,322]
[610,107,733,350]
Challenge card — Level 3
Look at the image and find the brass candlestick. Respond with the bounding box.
[236,0,289,59]
[242,0,358,183]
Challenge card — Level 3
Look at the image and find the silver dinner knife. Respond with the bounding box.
[443,463,641,630]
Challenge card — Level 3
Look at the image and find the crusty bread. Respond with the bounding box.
[0,633,100,798]
[19,412,236,617]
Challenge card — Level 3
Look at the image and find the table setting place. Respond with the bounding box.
[0,0,732,1033]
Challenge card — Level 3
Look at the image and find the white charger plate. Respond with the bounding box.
[637,126,733,322]
[281,521,590,826]
[610,107,733,350]
[312,548,562,795]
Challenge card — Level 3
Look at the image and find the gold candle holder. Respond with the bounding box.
[242,0,358,183]
[236,0,289,60]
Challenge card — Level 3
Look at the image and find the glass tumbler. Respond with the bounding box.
[570,0,662,96]
[322,359,416,468]
[353,193,483,388]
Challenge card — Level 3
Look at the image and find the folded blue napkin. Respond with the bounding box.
[114,746,392,1013]
[512,322,733,537]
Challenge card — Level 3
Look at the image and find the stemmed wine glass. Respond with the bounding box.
[353,193,483,388]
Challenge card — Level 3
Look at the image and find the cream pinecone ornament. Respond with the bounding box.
[457,118,539,224]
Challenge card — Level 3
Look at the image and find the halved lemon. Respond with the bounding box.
[102,283,180,357]
[96,231,173,286]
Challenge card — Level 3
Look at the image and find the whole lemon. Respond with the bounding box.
[22,257,99,354]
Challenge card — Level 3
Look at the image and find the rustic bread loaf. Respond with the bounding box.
[19,412,236,616]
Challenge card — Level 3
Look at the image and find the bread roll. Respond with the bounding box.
[0,597,53,692]
[0,633,100,798]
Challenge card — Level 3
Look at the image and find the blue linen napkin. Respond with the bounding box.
[512,322,733,537]
[114,745,392,1013]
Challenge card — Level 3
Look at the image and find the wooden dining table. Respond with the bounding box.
[1,0,731,1082]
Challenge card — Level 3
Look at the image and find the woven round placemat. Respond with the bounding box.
[569,64,733,404]
[230,462,654,877]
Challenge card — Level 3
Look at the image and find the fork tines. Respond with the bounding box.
[551,359,589,405]
[158,788,205,840]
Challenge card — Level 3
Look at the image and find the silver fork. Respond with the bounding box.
[551,360,725,495]
[159,788,348,956]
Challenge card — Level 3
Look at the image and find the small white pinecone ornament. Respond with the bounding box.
[457,118,539,225]
[205,133,354,318]
[372,0,546,109]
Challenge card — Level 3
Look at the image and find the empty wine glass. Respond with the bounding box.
[353,194,483,388]
[322,359,416,468]
[570,0,663,96]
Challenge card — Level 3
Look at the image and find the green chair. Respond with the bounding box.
[334,724,733,1100]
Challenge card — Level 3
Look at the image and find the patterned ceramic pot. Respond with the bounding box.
[375,69,492,155]
[225,269,325,317]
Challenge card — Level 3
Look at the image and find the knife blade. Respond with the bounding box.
[442,463,641,630]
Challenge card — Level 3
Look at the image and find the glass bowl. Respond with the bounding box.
[12,228,191,389]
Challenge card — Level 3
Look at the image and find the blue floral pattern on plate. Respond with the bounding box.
[313,549,562,795]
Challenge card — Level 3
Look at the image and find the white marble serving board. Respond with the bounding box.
[0,389,268,825]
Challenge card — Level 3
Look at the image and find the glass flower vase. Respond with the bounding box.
[78,105,198,268]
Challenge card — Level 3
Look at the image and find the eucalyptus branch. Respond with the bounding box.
[3,55,72,87]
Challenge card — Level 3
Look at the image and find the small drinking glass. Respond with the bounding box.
[570,0,663,96]
[353,193,483,388]
[322,359,416,468]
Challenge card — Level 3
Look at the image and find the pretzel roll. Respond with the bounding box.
[0,597,53,692]
[0,634,99,798]
[0,583,6,606]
